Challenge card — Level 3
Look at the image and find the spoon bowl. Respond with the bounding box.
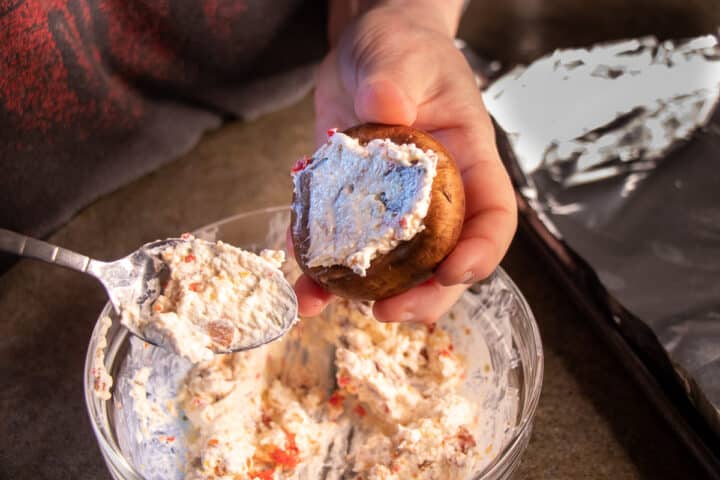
[0,229,298,354]
[86,238,180,346]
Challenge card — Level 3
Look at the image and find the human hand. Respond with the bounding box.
[294,2,517,323]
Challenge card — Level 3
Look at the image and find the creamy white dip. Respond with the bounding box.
[179,298,483,480]
[120,237,293,363]
[293,131,438,276]
[112,242,517,479]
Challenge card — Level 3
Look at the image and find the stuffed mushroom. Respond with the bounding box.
[291,124,465,300]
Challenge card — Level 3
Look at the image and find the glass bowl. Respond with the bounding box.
[84,206,543,479]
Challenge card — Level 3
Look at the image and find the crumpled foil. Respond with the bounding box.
[480,34,720,470]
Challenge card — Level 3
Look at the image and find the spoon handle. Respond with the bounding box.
[0,228,95,273]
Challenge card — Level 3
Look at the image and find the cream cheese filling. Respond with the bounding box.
[179,298,480,480]
[293,132,438,276]
[120,238,291,363]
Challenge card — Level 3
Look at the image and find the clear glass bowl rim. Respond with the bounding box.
[84,205,544,479]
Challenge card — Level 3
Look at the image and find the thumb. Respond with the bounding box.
[354,77,417,126]
[340,21,433,126]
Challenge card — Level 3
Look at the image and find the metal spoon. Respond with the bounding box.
[0,228,298,353]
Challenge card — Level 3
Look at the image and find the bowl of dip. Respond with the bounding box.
[84,206,543,480]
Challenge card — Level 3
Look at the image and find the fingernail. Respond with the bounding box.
[462,271,476,284]
[399,311,415,322]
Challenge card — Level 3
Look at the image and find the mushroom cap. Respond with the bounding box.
[291,124,465,300]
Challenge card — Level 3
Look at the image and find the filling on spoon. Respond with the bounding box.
[293,130,439,277]
[120,236,294,363]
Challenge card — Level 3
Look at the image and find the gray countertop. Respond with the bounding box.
[0,95,709,478]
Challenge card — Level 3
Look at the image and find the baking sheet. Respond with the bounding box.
[478,34,720,471]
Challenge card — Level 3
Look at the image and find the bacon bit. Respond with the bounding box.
[250,468,276,480]
[398,217,408,228]
[384,405,390,414]
[291,155,313,174]
[391,463,401,473]
[188,282,201,292]
[337,375,351,388]
[153,304,163,313]
[206,321,234,348]
[261,413,272,427]
[207,438,219,447]
[327,127,337,137]
[439,349,451,357]
[184,253,196,263]
[166,436,175,442]
[181,232,192,240]
[214,463,228,476]
[420,347,429,361]
[353,405,367,417]
[418,460,433,470]
[426,324,436,334]
[457,427,476,454]
[328,391,344,408]
[448,343,454,352]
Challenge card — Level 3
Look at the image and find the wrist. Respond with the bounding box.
[380,0,465,37]
[329,0,464,46]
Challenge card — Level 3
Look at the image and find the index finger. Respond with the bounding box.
[431,124,517,286]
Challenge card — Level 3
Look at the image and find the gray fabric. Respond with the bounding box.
[0,0,326,242]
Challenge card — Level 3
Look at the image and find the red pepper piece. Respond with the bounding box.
[337,375,351,388]
[250,468,276,480]
[328,391,344,408]
[291,155,313,174]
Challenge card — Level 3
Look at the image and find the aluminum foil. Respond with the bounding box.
[482,34,720,450]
